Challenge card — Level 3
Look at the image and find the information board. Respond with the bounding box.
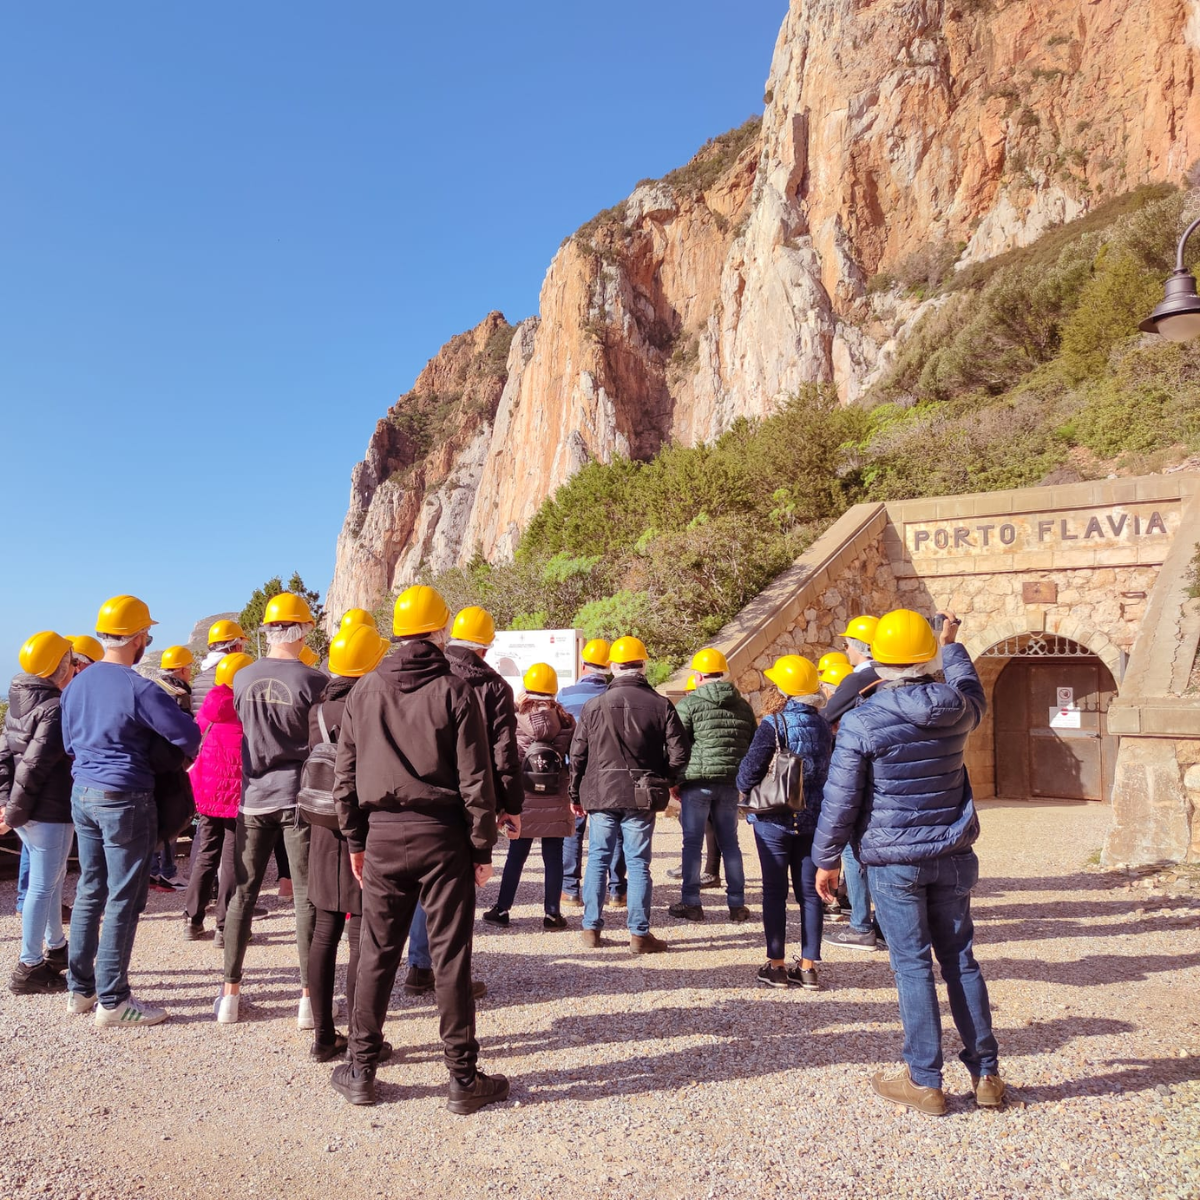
[490,629,580,694]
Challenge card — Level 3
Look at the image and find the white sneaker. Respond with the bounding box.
[215,991,240,1024]
[67,991,97,1015]
[297,995,314,1030]
[94,997,167,1027]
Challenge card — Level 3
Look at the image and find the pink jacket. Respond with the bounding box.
[189,685,243,819]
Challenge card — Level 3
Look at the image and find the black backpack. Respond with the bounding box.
[521,741,565,795]
[297,706,341,829]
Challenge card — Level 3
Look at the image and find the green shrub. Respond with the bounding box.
[1187,544,1200,600]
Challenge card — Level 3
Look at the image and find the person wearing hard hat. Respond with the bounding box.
[68,635,104,674]
[402,605,517,999]
[669,648,757,924]
[217,592,327,1027]
[61,595,201,1026]
[818,659,854,698]
[339,608,377,633]
[736,654,833,990]
[330,585,508,1112]
[182,652,255,947]
[482,663,577,930]
[1,632,77,994]
[814,609,1004,1116]
[568,635,688,954]
[303,623,391,1063]
[824,616,880,725]
[190,619,248,714]
[557,638,627,912]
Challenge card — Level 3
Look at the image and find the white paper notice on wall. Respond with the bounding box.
[1056,686,1074,707]
[1049,707,1082,729]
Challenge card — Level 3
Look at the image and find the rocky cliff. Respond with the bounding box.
[327,0,1200,623]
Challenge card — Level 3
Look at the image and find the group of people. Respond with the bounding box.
[1,585,1003,1118]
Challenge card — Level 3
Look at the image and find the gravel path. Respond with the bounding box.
[1,800,1198,1200]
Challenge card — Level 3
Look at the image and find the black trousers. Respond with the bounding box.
[350,810,478,1077]
[183,815,237,929]
[308,909,361,1046]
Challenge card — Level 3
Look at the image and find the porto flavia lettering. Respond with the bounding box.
[910,510,1169,553]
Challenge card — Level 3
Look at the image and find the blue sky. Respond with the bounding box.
[0,1,786,682]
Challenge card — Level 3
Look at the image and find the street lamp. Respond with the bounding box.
[1139,214,1200,342]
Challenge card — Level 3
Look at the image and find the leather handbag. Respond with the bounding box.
[739,715,805,816]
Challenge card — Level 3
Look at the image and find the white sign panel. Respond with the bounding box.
[1056,686,1074,707]
[1049,707,1082,729]
[490,629,579,695]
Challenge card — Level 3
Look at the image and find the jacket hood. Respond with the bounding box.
[875,680,970,730]
[377,638,452,693]
[6,672,60,718]
[200,684,239,725]
[608,673,654,693]
[444,643,503,686]
[690,680,744,711]
[323,674,357,703]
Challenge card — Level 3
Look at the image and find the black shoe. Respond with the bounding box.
[787,964,820,990]
[756,963,789,989]
[404,967,435,996]
[728,906,751,923]
[9,960,68,995]
[471,980,487,1001]
[310,1034,349,1062]
[183,921,205,942]
[252,905,269,918]
[482,907,509,927]
[825,926,880,952]
[698,872,721,890]
[543,913,567,930]
[331,1062,376,1105]
[214,929,225,949]
[668,902,704,922]
[823,900,847,922]
[666,866,684,880]
[446,1069,511,1115]
[44,943,68,973]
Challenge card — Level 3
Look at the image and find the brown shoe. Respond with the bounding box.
[971,1074,1007,1107]
[561,894,584,910]
[609,894,628,909]
[580,928,602,949]
[629,932,669,954]
[870,1067,946,1115]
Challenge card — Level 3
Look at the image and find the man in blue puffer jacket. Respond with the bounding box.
[813,609,1004,1116]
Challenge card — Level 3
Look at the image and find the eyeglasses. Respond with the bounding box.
[143,633,154,646]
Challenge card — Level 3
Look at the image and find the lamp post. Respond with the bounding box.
[1139,214,1200,342]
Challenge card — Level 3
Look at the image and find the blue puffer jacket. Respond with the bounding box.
[812,643,985,869]
[557,672,609,722]
[735,700,832,833]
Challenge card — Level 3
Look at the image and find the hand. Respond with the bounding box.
[815,867,840,904]
[474,863,494,888]
[0,818,9,837]
[500,812,521,840]
[937,610,961,645]
[571,804,585,818]
[349,851,365,885]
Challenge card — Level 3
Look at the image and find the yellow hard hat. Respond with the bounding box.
[451,606,496,647]
[820,660,854,686]
[339,608,376,633]
[685,675,698,692]
[690,647,728,675]
[96,594,157,637]
[328,625,387,677]
[523,662,559,696]
[208,619,245,645]
[764,654,819,697]
[215,652,255,687]
[609,635,648,665]
[160,646,194,671]
[393,585,450,638]
[69,635,104,663]
[871,609,938,665]
[581,638,611,668]
[840,615,880,643]
[263,593,315,625]
[818,651,850,674]
[298,645,321,667]
[19,631,73,679]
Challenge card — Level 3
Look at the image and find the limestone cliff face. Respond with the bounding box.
[328,0,1199,621]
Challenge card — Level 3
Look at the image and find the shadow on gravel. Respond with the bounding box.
[1009,1055,1200,1105]
[978,951,1200,986]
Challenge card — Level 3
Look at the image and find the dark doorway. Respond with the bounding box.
[994,653,1117,802]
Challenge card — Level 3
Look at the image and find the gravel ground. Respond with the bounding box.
[1,800,1198,1200]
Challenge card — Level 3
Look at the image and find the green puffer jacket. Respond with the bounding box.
[675,681,758,784]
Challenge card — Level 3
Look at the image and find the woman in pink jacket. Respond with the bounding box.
[182,653,253,946]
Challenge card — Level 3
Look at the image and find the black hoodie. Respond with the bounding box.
[0,673,72,826]
[332,639,498,861]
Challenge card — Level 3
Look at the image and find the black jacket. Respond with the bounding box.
[333,639,498,862]
[823,665,881,726]
[0,673,73,826]
[308,675,362,914]
[568,673,689,813]
[445,644,524,816]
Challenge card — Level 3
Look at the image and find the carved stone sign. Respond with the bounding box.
[1023,581,1058,604]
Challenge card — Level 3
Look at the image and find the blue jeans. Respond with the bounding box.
[563,814,625,900]
[408,902,431,970]
[148,839,178,880]
[68,786,157,1008]
[869,851,1000,1089]
[680,783,744,907]
[495,837,565,915]
[583,810,655,937]
[751,818,822,962]
[15,821,74,966]
[15,842,31,913]
[842,843,876,935]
